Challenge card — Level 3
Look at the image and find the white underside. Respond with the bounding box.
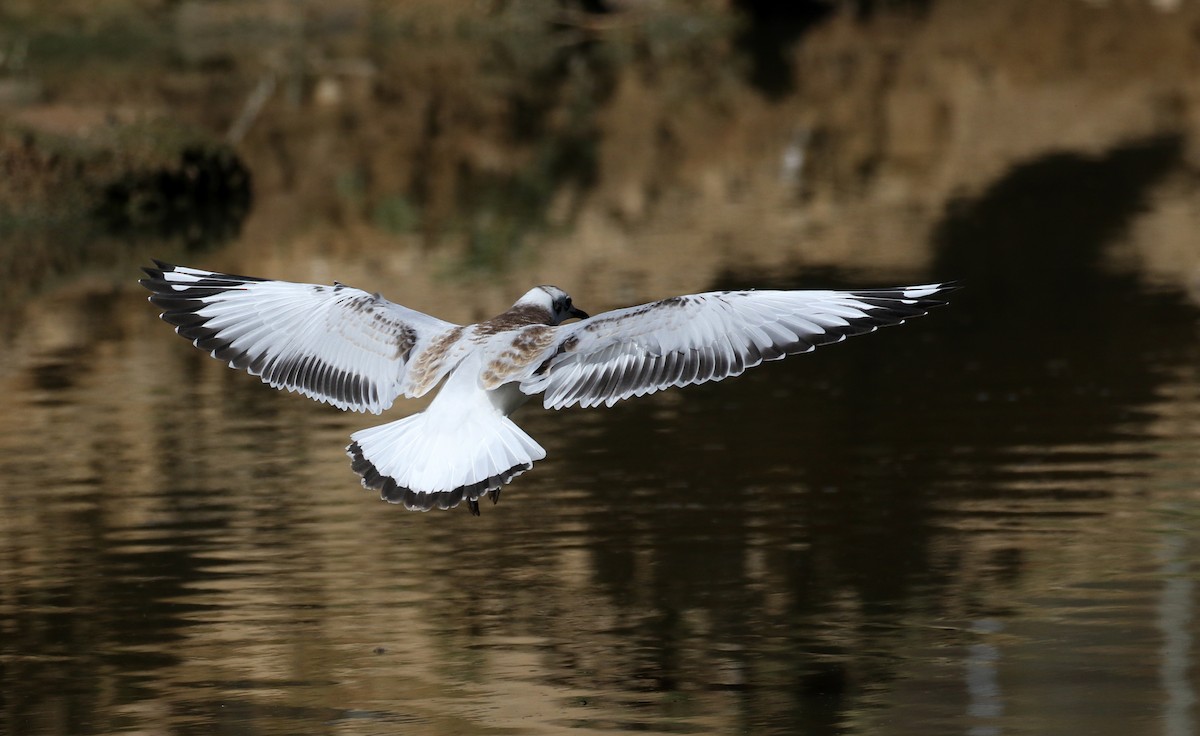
[349,358,545,495]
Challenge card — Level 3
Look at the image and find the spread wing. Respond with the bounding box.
[140,261,461,413]
[520,284,955,410]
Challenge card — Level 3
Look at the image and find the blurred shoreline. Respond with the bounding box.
[0,0,1197,314]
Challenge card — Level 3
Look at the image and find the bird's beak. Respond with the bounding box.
[568,306,589,321]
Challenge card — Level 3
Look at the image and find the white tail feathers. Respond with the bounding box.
[347,408,546,513]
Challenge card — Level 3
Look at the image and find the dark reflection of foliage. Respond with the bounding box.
[933,135,1183,320]
[921,134,1192,487]
[555,134,1193,727]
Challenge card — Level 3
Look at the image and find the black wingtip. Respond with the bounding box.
[925,281,962,309]
[140,261,271,287]
[140,261,173,289]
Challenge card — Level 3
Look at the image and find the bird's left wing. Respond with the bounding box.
[140,261,461,413]
[520,284,954,410]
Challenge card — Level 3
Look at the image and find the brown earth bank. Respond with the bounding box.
[0,0,1197,315]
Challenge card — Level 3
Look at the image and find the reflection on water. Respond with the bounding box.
[2,156,1200,735]
[1159,519,1196,736]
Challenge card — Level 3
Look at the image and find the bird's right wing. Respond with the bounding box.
[140,261,462,413]
[520,284,955,410]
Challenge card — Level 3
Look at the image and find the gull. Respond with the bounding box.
[140,261,954,514]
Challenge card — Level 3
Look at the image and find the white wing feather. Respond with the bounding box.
[140,261,460,413]
[521,285,954,410]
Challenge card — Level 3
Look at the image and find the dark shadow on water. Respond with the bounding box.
[921,134,1192,453]
[932,135,1184,320]
[553,133,1194,727]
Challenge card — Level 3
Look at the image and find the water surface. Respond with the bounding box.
[2,197,1199,736]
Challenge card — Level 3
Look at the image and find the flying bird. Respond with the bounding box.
[140,261,954,514]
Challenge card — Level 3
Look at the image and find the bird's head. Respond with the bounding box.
[516,285,589,325]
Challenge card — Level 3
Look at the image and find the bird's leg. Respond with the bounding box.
[466,498,481,516]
